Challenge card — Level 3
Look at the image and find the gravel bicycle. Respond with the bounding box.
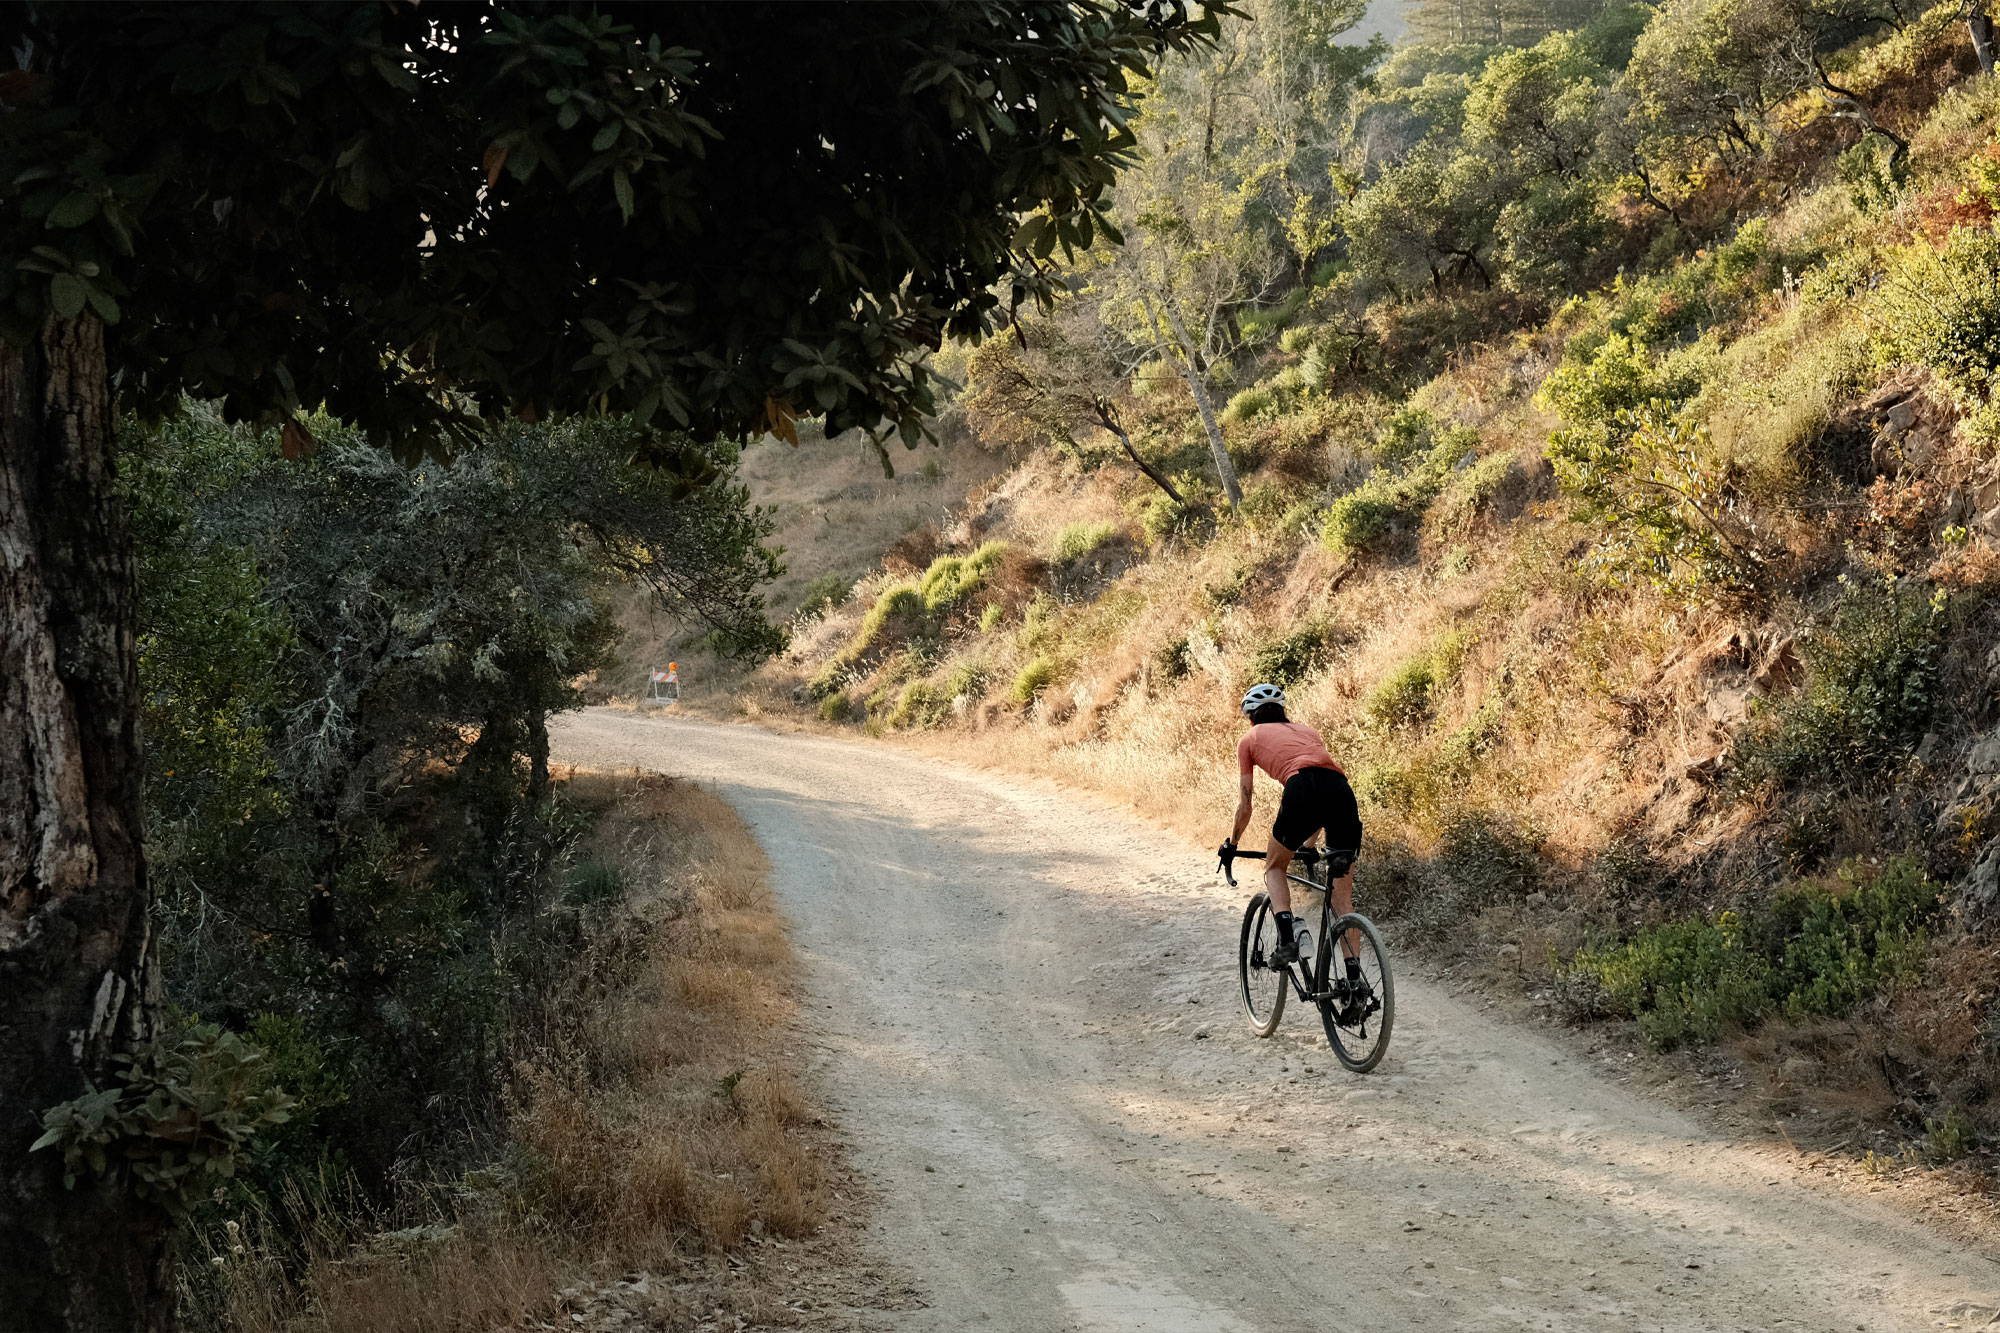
[1220,846,1394,1073]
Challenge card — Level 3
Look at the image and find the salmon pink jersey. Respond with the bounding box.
[1237,721,1343,786]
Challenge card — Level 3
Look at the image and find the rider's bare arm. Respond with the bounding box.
[1229,771,1254,845]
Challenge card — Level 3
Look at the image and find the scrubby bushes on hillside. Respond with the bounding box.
[811,544,1010,696]
[1222,385,1276,424]
[811,581,926,696]
[1247,619,1337,689]
[1543,333,1762,599]
[1876,223,2000,442]
[1050,521,1120,566]
[1362,630,1471,730]
[1011,656,1059,705]
[1734,579,1947,788]
[1566,857,1940,1049]
[1320,411,1480,557]
[919,541,1009,612]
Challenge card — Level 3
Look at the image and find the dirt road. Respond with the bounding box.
[553,709,1998,1332]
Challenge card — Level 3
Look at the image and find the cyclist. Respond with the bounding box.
[1221,682,1363,975]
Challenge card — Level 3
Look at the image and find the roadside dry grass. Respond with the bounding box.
[199,771,904,1333]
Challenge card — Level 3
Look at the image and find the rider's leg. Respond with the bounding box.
[1332,865,1359,962]
[1263,838,1295,917]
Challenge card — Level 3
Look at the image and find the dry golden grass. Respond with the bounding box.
[206,771,830,1332]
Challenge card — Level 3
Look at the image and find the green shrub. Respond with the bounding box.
[1238,480,1299,530]
[1358,695,1506,825]
[1320,414,1478,557]
[1919,1109,1980,1165]
[1733,580,1946,788]
[809,580,935,694]
[1134,471,1218,546]
[886,680,950,730]
[978,603,1005,632]
[1153,634,1194,681]
[917,541,1009,613]
[1604,218,1785,348]
[1580,915,1773,1049]
[33,1024,296,1217]
[1011,656,1058,705]
[1249,620,1333,689]
[1388,810,1543,941]
[1019,591,1060,650]
[1547,395,1755,601]
[1835,136,1903,216]
[1430,451,1520,530]
[1568,857,1940,1050]
[1238,286,1310,345]
[1221,385,1276,424]
[1374,405,1439,468]
[817,691,855,723]
[1050,521,1120,566]
[1321,490,1402,554]
[1748,856,1936,1019]
[943,662,989,702]
[1876,224,2000,440]
[563,858,627,907]
[1362,630,1469,730]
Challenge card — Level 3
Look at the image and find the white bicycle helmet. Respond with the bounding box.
[1240,682,1286,717]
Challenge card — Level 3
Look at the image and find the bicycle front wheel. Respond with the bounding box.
[1238,893,1286,1037]
[1317,913,1394,1072]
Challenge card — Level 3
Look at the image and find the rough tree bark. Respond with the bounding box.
[0,314,170,1329]
[1971,2,1998,76]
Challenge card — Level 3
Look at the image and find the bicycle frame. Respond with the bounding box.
[1224,847,1350,1002]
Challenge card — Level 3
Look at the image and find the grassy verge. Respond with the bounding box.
[194,771,856,1333]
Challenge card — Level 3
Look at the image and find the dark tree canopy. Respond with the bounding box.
[2,1,1234,455]
[0,6,1241,1327]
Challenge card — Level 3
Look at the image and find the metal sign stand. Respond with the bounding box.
[647,663,681,705]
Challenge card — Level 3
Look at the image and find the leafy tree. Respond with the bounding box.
[0,3,1232,1324]
[961,303,1189,502]
[1074,0,1377,510]
[1343,138,1505,296]
[1343,27,1616,302]
[136,408,775,1199]
[1408,0,1626,46]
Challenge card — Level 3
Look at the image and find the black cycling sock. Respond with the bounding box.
[1274,911,1296,943]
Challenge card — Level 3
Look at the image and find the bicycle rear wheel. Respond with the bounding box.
[1317,913,1394,1072]
[1238,893,1286,1037]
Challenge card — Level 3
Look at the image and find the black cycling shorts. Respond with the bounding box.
[1271,765,1363,856]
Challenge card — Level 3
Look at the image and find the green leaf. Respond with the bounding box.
[49,272,86,320]
[85,284,121,325]
[612,168,634,222]
[46,192,99,229]
[591,121,620,152]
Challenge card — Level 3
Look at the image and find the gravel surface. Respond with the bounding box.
[554,708,2000,1333]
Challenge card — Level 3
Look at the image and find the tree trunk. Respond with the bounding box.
[1971,3,1998,75]
[1090,401,1185,505]
[1152,297,1242,510]
[0,314,170,1330]
[526,709,550,806]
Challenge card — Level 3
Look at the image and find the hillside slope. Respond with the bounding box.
[659,6,2000,1181]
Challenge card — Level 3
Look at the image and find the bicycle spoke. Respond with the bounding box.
[1317,913,1394,1073]
[1238,894,1287,1037]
